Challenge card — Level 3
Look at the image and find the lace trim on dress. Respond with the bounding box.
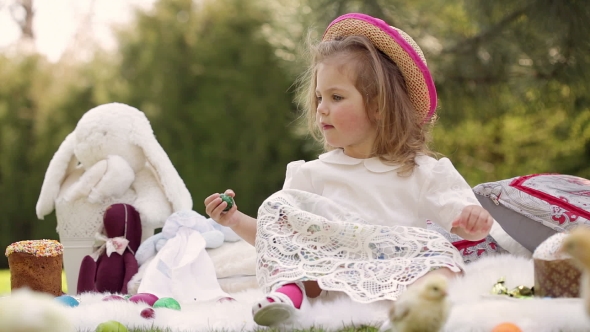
[255,189,465,303]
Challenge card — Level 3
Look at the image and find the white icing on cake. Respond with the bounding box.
[533,232,571,261]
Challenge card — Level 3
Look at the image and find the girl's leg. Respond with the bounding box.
[302,280,322,298]
[252,282,310,326]
[261,280,322,309]
[269,283,304,308]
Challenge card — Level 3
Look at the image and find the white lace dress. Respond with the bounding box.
[255,150,481,303]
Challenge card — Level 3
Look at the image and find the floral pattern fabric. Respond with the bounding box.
[426,220,508,264]
[473,174,590,232]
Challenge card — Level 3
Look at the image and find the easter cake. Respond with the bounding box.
[6,239,64,296]
[533,232,581,298]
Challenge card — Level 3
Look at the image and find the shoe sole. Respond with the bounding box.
[253,303,295,327]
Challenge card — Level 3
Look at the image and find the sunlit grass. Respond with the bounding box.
[0,270,9,295]
[0,269,68,295]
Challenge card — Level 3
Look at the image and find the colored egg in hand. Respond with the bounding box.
[220,194,234,211]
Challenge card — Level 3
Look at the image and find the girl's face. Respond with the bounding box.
[315,61,377,159]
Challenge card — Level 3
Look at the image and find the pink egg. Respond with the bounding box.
[217,296,235,303]
[102,294,126,302]
[128,293,159,306]
[140,307,155,319]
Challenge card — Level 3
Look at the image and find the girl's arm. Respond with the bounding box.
[421,158,495,240]
[224,210,257,245]
[450,204,493,241]
[204,190,257,246]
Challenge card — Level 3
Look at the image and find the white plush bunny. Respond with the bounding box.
[37,101,193,238]
[35,102,193,293]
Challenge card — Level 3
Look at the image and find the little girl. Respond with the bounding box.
[205,12,493,327]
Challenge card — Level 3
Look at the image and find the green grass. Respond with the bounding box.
[0,269,68,295]
[0,270,9,295]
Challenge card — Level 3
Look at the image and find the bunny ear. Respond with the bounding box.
[131,113,193,212]
[142,137,193,211]
[36,132,78,219]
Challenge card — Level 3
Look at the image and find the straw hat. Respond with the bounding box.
[322,13,437,123]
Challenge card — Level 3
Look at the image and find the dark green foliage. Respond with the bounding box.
[287,0,590,183]
[0,55,46,259]
[0,54,110,268]
[111,0,312,217]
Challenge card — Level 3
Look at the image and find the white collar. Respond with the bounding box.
[318,149,399,173]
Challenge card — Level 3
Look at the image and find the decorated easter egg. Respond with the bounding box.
[54,295,79,307]
[102,294,126,302]
[140,307,156,319]
[220,194,234,211]
[153,297,181,310]
[491,322,523,332]
[95,320,128,332]
[129,293,159,306]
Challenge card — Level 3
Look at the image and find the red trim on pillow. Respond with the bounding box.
[452,239,486,251]
[510,173,590,220]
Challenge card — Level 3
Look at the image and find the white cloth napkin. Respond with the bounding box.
[137,227,230,303]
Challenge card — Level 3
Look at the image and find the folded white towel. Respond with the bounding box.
[138,227,230,303]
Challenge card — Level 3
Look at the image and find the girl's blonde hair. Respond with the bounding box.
[297,35,436,175]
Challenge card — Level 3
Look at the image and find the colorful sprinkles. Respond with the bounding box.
[5,239,63,257]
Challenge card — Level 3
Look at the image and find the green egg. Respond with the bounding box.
[95,320,128,332]
[153,297,181,311]
[220,194,234,211]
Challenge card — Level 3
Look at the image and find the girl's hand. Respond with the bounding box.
[204,189,240,228]
[450,205,493,241]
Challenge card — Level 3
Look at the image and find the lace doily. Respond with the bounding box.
[55,190,137,239]
[255,189,465,303]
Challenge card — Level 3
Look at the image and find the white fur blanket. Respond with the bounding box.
[49,252,588,332]
[2,241,587,331]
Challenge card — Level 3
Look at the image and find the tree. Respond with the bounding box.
[265,0,590,183]
[111,0,313,216]
[432,0,590,182]
[9,0,35,40]
[0,54,50,268]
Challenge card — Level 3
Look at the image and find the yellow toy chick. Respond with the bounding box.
[561,226,590,317]
[384,273,451,332]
